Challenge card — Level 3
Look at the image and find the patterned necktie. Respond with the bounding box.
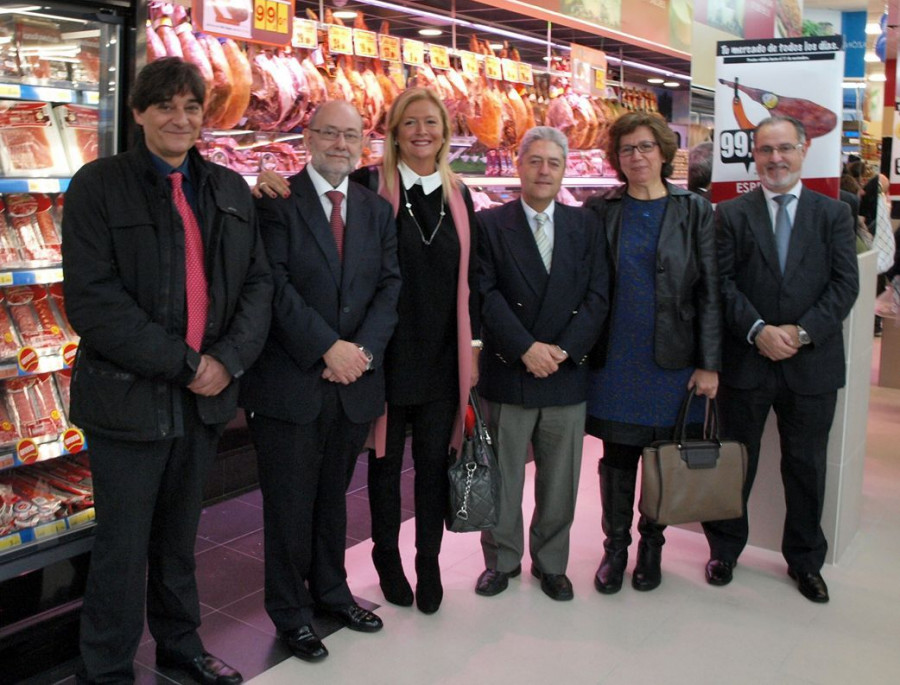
[533,212,552,272]
[326,190,345,260]
[773,194,794,273]
[169,172,208,351]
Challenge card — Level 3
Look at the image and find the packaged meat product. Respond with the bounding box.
[54,104,99,172]
[0,390,20,447]
[6,372,67,439]
[4,193,62,263]
[0,290,23,359]
[55,368,72,418]
[0,101,70,177]
[48,283,77,340]
[0,197,23,266]
[6,284,68,349]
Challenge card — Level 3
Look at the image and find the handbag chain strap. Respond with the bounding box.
[455,462,477,520]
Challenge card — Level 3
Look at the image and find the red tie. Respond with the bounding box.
[325,190,345,260]
[169,172,208,351]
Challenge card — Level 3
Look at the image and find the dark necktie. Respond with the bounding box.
[326,190,345,260]
[773,194,794,273]
[169,172,208,351]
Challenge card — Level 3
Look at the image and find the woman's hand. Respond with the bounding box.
[251,170,291,199]
[688,368,718,399]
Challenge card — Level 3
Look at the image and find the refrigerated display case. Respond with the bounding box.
[0,2,133,681]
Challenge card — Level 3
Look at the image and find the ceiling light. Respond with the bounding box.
[865,22,882,35]
[647,77,664,84]
[418,28,442,37]
[332,10,357,20]
[663,81,679,87]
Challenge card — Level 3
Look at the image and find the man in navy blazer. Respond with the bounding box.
[474,126,609,601]
[702,116,859,603]
[240,100,401,660]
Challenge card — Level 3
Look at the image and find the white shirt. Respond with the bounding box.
[521,200,556,249]
[398,161,442,196]
[307,163,350,225]
[761,180,803,235]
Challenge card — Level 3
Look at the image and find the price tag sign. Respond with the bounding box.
[328,24,353,55]
[429,44,450,70]
[379,34,401,62]
[717,129,756,170]
[518,62,533,85]
[0,532,22,550]
[34,519,68,538]
[253,0,289,36]
[34,87,74,103]
[354,29,377,58]
[197,0,293,47]
[27,179,63,193]
[292,18,317,48]
[484,56,502,81]
[460,50,479,78]
[403,39,425,67]
[502,58,519,83]
[0,84,21,99]
[68,508,96,527]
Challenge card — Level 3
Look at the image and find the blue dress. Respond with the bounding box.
[587,194,702,445]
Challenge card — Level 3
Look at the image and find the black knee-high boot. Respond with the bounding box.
[594,464,637,594]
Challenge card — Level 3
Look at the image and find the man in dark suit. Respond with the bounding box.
[240,100,400,661]
[703,115,859,603]
[474,126,609,601]
[63,58,272,684]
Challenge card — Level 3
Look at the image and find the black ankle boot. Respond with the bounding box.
[372,548,413,607]
[632,516,665,591]
[415,554,443,614]
[594,464,637,594]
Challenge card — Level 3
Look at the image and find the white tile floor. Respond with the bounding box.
[250,351,900,685]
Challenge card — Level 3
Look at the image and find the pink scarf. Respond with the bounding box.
[369,168,473,458]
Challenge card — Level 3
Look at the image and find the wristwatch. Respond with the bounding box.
[796,326,811,346]
[358,345,374,371]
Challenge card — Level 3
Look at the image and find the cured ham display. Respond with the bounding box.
[197,34,233,129]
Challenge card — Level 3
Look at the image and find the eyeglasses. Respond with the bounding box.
[755,144,803,157]
[618,140,659,157]
[307,127,362,143]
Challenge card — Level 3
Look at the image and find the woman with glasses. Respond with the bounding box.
[256,88,479,614]
[582,111,722,594]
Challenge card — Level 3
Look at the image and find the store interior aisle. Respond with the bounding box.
[51,342,900,685]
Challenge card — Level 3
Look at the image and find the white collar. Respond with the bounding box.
[307,163,350,198]
[761,180,803,204]
[521,200,555,225]
[398,161,443,196]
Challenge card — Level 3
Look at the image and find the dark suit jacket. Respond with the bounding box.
[477,200,609,408]
[717,186,859,394]
[240,166,401,424]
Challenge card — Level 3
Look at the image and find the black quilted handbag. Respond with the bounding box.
[446,389,501,533]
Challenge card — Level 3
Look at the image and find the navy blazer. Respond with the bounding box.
[717,186,859,394]
[477,200,609,408]
[240,166,401,424]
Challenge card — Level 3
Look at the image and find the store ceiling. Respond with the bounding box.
[297,0,691,82]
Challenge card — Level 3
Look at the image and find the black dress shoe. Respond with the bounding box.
[705,559,735,587]
[321,603,384,632]
[280,625,328,662]
[531,566,574,601]
[788,568,830,603]
[475,565,522,596]
[156,651,242,685]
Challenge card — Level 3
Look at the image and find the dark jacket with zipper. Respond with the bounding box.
[62,139,273,441]
[584,182,721,372]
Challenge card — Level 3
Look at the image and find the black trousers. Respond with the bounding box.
[250,384,369,632]
[702,366,836,573]
[368,398,456,559]
[78,398,218,684]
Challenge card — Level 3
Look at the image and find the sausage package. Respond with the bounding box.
[0,290,23,360]
[0,100,70,177]
[5,285,68,349]
[3,193,62,264]
[54,104,99,172]
[5,372,68,439]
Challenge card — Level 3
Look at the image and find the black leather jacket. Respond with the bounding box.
[584,182,721,371]
[63,140,273,440]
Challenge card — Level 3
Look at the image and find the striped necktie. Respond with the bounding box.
[326,190,345,260]
[533,212,551,272]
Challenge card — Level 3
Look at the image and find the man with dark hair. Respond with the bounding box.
[702,115,858,603]
[63,57,272,683]
[688,140,713,198]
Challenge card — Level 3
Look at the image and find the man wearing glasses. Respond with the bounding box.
[240,100,400,661]
[703,115,858,603]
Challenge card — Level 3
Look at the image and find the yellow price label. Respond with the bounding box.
[0,273,13,286]
[0,532,23,550]
[34,519,68,538]
[518,62,533,85]
[328,25,353,55]
[293,18,317,48]
[403,38,425,67]
[354,29,377,58]
[459,51,479,78]
[253,0,289,35]
[502,58,519,83]
[484,56,502,81]
[594,68,606,91]
[0,84,21,98]
[68,508,96,527]
[429,45,450,70]
[379,35,401,62]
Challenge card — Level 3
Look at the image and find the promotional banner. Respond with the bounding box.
[711,35,844,203]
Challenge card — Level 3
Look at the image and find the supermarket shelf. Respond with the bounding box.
[0,81,98,106]
[0,267,65,287]
[0,344,78,380]
[0,429,88,473]
[0,178,71,194]
[0,511,95,581]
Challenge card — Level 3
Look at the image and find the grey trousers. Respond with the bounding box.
[480,400,586,575]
